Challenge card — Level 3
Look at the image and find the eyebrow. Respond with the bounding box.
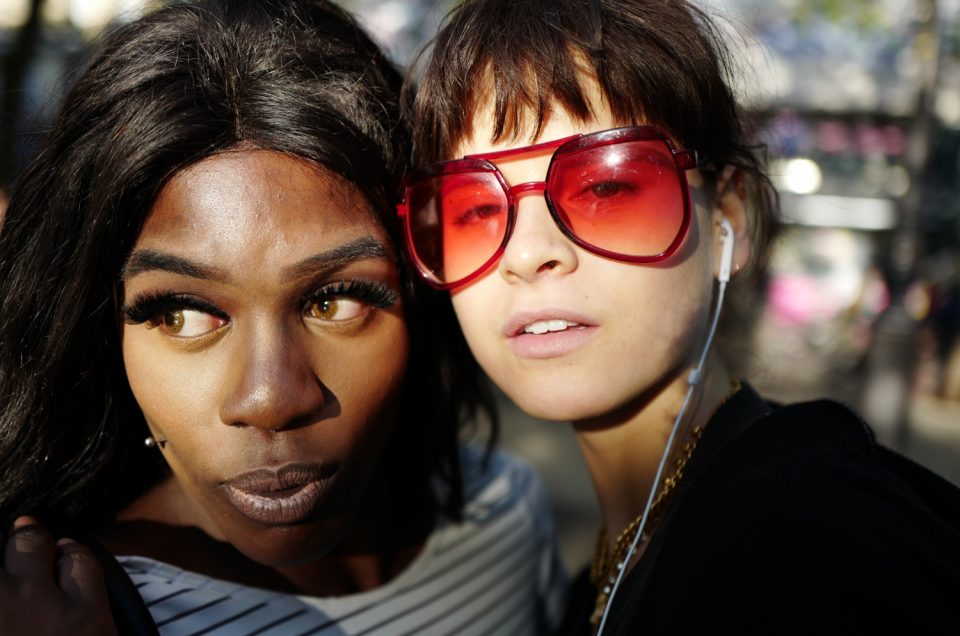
[283,236,393,281]
[121,236,393,284]
[122,250,227,282]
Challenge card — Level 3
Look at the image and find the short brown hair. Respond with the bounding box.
[408,0,778,272]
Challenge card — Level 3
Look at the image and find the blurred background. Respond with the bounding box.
[2,0,959,574]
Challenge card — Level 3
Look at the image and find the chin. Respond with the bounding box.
[507,384,610,423]
[232,513,353,568]
[506,370,664,425]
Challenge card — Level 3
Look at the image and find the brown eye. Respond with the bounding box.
[308,299,339,321]
[305,297,367,322]
[590,182,624,198]
[154,311,185,334]
[147,309,225,337]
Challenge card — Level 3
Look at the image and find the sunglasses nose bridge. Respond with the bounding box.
[507,181,546,199]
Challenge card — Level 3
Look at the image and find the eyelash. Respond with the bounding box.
[122,292,226,327]
[121,279,399,327]
[301,278,398,314]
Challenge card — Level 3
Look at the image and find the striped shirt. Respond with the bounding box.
[119,446,569,635]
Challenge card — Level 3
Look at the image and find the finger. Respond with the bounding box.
[55,539,108,602]
[12,515,41,530]
[4,517,57,582]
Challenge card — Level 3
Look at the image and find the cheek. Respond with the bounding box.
[322,313,410,448]
[617,270,710,364]
[122,328,220,436]
[122,328,228,495]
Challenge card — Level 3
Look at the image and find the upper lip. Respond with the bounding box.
[225,463,338,494]
[502,308,597,337]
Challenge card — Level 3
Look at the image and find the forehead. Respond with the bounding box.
[454,98,622,161]
[135,150,388,276]
[453,70,632,160]
[454,60,644,154]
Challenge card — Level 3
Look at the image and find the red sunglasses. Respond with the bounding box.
[397,125,702,290]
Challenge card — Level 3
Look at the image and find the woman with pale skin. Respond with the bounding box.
[401,0,960,633]
[0,1,567,634]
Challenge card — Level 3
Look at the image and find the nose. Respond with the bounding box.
[498,189,578,284]
[219,323,327,432]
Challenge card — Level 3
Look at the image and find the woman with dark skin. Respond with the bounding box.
[401,0,960,633]
[0,1,567,633]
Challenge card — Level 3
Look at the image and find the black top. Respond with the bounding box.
[574,384,960,635]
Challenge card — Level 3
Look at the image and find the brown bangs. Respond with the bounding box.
[410,0,738,166]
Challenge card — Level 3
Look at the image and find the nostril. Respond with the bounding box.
[537,260,561,273]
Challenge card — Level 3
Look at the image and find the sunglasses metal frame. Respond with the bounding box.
[397,125,702,290]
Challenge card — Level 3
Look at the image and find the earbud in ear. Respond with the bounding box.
[718,218,735,283]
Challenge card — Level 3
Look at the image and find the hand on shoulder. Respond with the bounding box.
[0,516,118,636]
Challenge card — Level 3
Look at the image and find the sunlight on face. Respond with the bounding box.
[448,95,717,425]
[121,149,409,566]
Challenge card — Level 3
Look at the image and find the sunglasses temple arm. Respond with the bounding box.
[674,149,701,170]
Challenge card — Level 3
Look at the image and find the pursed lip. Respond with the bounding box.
[224,462,339,525]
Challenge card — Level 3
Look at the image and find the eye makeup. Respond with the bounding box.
[123,291,228,328]
[122,277,399,334]
[301,278,398,314]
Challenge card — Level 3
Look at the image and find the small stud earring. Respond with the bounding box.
[144,436,167,449]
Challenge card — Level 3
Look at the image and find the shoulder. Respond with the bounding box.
[118,556,323,635]
[451,445,566,582]
[457,444,553,523]
[698,398,891,502]
[687,397,960,537]
[611,398,960,633]
[655,398,960,625]
[429,447,570,633]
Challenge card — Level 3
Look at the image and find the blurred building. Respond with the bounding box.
[713,2,960,433]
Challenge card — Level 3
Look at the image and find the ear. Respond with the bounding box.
[712,166,752,280]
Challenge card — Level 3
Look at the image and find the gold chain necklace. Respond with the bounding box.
[588,425,702,626]
[588,380,741,626]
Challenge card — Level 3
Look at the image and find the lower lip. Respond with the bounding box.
[507,325,597,359]
[225,480,330,525]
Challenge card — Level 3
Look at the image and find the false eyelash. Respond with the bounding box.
[303,278,398,311]
[122,291,228,326]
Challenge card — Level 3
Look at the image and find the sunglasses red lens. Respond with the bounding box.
[547,139,686,259]
[407,170,509,285]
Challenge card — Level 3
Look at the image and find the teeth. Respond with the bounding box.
[523,319,580,335]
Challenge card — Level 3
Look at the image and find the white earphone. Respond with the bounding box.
[718,217,735,284]
[596,217,736,634]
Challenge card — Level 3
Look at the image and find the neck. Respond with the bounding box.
[107,461,434,596]
[573,353,733,543]
[274,468,434,595]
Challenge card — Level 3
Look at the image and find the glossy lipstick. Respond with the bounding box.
[224,463,338,524]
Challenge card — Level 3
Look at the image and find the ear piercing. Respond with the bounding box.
[144,436,167,449]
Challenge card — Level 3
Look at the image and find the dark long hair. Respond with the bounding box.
[408,0,779,271]
[0,0,492,529]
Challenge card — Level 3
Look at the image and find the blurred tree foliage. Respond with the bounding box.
[789,0,892,29]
